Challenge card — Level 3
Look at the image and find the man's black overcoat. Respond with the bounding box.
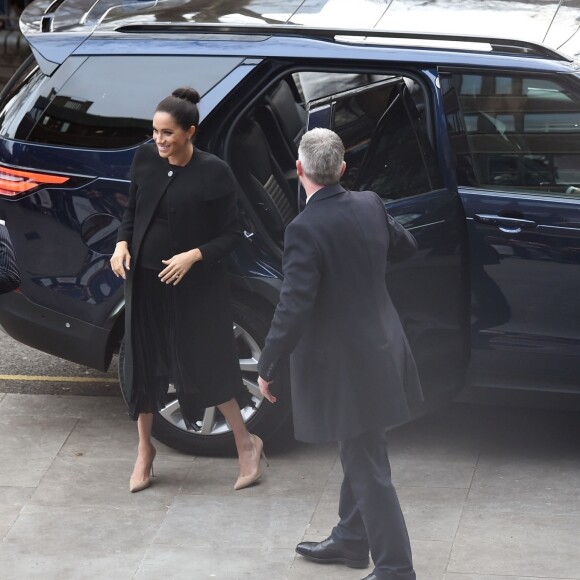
[258,184,423,443]
[117,143,243,408]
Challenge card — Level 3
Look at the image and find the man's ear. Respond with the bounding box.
[339,161,347,177]
[296,159,304,177]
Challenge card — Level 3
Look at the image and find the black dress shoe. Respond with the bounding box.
[295,536,369,569]
[362,571,415,579]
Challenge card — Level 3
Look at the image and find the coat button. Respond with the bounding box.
[168,170,173,177]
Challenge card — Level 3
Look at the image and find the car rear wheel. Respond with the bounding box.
[118,299,291,455]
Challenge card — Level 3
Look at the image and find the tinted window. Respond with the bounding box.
[0,57,85,141]
[295,72,375,102]
[1,55,243,149]
[353,83,443,199]
[309,77,443,201]
[333,81,398,188]
[442,71,580,196]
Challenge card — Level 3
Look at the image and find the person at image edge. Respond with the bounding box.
[0,222,20,295]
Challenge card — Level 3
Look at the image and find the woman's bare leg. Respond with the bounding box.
[217,398,257,477]
[131,412,156,481]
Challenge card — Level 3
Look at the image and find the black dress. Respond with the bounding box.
[117,146,248,425]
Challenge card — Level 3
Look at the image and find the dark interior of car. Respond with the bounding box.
[227,71,441,247]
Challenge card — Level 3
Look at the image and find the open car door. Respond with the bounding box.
[304,72,470,413]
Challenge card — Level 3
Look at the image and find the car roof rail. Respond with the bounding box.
[112,23,571,62]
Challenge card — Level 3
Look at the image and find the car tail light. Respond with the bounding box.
[0,165,69,198]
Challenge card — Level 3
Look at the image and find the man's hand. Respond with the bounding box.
[258,376,277,403]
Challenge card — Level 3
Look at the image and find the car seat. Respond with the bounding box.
[229,117,298,244]
[256,79,307,177]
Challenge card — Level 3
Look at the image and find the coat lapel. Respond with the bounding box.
[141,146,174,215]
[131,144,175,264]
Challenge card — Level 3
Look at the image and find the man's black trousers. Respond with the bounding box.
[331,427,416,580]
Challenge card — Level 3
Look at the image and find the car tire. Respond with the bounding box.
[118,298,292,455]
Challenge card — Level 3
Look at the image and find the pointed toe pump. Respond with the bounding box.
[234,435,268,490]
[129,447,156,493]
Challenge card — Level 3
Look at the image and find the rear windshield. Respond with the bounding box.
[0,55,243,149]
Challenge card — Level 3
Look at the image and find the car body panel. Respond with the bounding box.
[461,189,580,393]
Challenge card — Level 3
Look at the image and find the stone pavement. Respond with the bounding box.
[0,393,578,580]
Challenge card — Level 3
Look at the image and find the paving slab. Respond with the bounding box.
[288,547,373,579]
[28,456,193,511]
[0,487,33,527]
[445,576,578,580]
[448,510,580,578]
[389,436,479,489]
[303,482,343,536]
[305,482,468,544]
[180,449,335,499]
[135,545,296,580]
[398,486,469,543]
[413,539,453,580]
[0,393,127,420]
[0,416,77,486]
[0,505,166,580]
[58,418,193,462]
[0,525,10,542]
[465,451,580,515]
[153,494,317,550]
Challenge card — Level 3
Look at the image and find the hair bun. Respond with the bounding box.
[172,87,201,105]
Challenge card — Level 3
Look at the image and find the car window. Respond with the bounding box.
[309,76,443,201]
[1,55,243,149]
[0,57,86,142]
[441,71,580,196]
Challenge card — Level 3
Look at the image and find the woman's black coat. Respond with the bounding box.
[117,143,243,408]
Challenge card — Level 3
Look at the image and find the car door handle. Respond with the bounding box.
[474,214,537,233]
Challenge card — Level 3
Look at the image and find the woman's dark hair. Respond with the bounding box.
[155,87,201,131]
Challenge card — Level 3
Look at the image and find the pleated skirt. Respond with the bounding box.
[128,267,250,426]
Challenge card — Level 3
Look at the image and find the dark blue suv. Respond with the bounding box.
[1,0,579,454]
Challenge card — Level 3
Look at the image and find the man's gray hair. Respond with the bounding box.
[298,128,345,186]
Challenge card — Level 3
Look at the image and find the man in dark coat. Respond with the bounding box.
[0,222,20,295]
[257,128,421,580]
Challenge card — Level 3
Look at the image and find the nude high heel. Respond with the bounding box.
[234,434,268,491]
[129,447,156,493]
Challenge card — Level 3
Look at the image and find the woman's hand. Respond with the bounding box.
[160,249,202,285]
[110,241,131,279]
